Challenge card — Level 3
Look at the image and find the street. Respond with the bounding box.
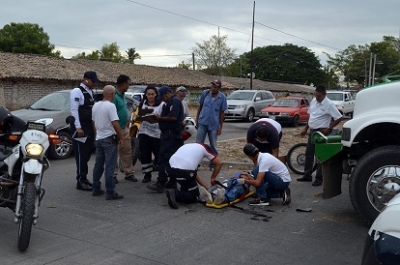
[0,154,368,265]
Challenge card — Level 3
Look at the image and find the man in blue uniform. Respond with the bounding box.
[147,86,185,193]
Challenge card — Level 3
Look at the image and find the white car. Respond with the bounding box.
[225,90,275,122]
[326,90,355,117]
[361,193,400,265]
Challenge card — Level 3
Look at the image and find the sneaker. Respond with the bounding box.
[166,189,179,209]
[92,189,105,196]
[125,174,138,182]
[282,188,291,205]
[105,193,124,200]
[248,198,270,206]
[76,180,92,191]
[198,186,213,204]
[113,176,119,184]
[297,176,312,182]
[147,182,164,193]
[312,179,323,186]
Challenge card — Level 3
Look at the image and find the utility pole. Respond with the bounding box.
[192,53,195,71]
[250,1,255,90]
[372,54,377,85]
[368,53,373,86]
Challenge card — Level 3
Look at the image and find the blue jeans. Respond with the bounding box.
[92,137,118,196]
[252,166,289,200]
[196,124,218,155]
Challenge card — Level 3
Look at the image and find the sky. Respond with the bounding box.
[2,0,400,68]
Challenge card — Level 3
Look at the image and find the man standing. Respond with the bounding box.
[113,74,137,183]
[164,143,223,209]
[92,85,125,200]
[297,85,343,186]
[175,86,190,118]
[195,79,227,159]
[241,143,291,206]
[246,118,282,157]
[147,86,184,193]
[70,71,99,191]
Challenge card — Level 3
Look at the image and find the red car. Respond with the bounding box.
[259,96,310,127]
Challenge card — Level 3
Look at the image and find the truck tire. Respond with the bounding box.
[349,145,400,225]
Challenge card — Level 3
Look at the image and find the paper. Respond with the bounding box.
[136,113,158,124]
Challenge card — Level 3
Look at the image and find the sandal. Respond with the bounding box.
[125,175,138,182]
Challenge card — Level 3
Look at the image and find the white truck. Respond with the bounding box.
[314,76,400,225]
[326,90,355,118]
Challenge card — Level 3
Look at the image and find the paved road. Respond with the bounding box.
[0,155,368,265]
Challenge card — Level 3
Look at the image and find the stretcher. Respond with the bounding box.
[205,190,255,209]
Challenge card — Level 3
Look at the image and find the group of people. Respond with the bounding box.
[70,71,342,208]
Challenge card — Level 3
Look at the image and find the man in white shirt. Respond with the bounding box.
[92,85,125,200]
[297,85,343,186]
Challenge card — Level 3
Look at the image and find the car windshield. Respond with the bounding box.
[30,92,70,111]
[272,99,299,107]
[227,91,255,101]
[327,93,343,101]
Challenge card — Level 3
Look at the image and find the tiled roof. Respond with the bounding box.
[0,51,314,93]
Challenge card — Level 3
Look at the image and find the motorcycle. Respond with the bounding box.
[0,106,58,251]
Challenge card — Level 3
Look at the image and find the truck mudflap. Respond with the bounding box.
[312,131,344,199]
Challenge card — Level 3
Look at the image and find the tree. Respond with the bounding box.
[191,35,236,74]
[239,44,325,86]
[176,61,191,70]
[99,42,123,63]
[124,47,141,64]
[0,22,57,56]
[72,51,101,60]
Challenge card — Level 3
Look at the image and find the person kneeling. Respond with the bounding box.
[240,143,291,206]
[164,143,222,209]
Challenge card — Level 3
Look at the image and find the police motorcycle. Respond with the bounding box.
[0,106,58,251]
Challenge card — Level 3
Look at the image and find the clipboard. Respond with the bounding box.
[136,113,158,123]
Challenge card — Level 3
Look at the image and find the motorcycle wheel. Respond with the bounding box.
[17,182,36,252]
[286,143,317,175]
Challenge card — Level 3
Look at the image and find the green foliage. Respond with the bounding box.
[240,43,325,86]
[176,61,191,69]
[124,47,141,64]
[0,22,55,56]
[191,35,236,71]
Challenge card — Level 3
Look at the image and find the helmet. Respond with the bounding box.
[0,106,13,133]
[243,143,259,157]
[182,124,197,141]
[184,116,196,127]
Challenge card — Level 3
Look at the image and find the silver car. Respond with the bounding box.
[225,90,275,122]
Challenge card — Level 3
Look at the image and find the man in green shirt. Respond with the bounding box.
[113,74,137,183]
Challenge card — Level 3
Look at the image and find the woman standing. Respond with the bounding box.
[137,86,165,183]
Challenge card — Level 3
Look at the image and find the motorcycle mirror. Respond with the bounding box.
[66,116,75,125]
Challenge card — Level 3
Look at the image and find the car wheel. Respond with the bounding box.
[48,131,73,160]
[245,109,255,122]
[291,115,299,127]
[349,145,400,225]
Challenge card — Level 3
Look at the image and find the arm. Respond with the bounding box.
[240,171,264,187]
[111,120,125,146]
[196,104,203,126]
[300,123,309,137]
[196,174,209,189]
[320,116,343,135]
[209,156,223,184]
[217,111,225,135]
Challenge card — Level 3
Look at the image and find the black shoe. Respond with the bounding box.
[92,189,105,196]
[142,173,151,183]
[164,180,177,189]
[125,174,138,182]
[166,189,179,209]
[105,193,124,200]
[312,179,323,186]
[113,176,119,184]
[76,181,92,191]
[297,176,312,182]
[282,188,291,205]
[147,182,164,193]
[248,198,270,206]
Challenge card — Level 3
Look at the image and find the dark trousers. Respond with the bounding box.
[166,165,199,204]
[157,132,183,184]
[72,123,95,182]
[304,130,322,180]
[139,134,160,174]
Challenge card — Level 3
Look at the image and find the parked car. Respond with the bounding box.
[361,193,400,265]
[225,90,275,122]
[11,89,138,160]
[326,90,355,118]
[259,96,310,127]
[126,85,146,102]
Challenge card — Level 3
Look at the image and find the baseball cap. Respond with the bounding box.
[211,79,221,87]
[176,86,187,93]
[158,85,172,97]
[83,71,100,82]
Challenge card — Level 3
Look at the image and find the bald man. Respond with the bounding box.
[92,85,126,200]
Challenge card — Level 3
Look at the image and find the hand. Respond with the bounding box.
[300,128,307,137]
[76,128,84,137]
[211,179,217,186]
[320,128,331,136]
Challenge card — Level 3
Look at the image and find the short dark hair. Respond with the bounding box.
[315,85,326,94]
[256,127,269,139]
[243,144,259,157]
[116,74,130,85]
